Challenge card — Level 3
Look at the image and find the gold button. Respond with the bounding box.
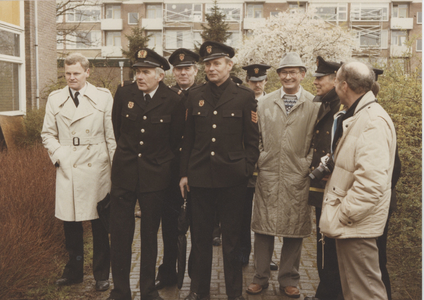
[72,131,76,135]
[87,146,90,150]
[314,149,317,152]
[126,114,129,118]
[316,130,319,134]
[141,129,145,133]
[140,141,144,145]
[160,119,163,122]
[311,166,315,170]
[212,124,217,129]
[211,151,215,156]
[326,131,330,135]
[138,153,142,157]
[73,164,77,168]
[86,129,89,133]
[212,138,216,142]
[143,116,147,120]
[181,135,184,139]
[179,148,182,151]
[231,113,235,116]
[213,111,218,115]
[198,112,201,115]
[322,150,326,154]
[88,163,92,167]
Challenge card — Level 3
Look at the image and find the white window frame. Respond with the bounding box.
[355,28,388,49]
[128,12,139,25]
[351,3,389,22]
[66,30,102,49]
[289,3,306,14]
[391,30,408,46]
[392,4,408,18]
[147,4,163,19]
[417,39,422,52]
[105,31,121,47]
[165,4,202,22]
[314,3,347,23]
[66,4,101,23]
[146,30,162,50]
[417,12,422,24]
[246,4,264,18]
[0,14,26,115]
[105,4,121,20]
[225,31,241,48]
[165,30,195,50]
[205,4,242,22]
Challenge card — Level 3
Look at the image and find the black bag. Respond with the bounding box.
[97,193,110,233]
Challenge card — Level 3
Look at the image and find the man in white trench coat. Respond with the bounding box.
[41,53,116,291]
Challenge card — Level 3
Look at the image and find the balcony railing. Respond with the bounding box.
[101,46,122,57]
[390,17,414,30]
[243,17,265,30]
[142,18,163,30]
[101,19,123,30]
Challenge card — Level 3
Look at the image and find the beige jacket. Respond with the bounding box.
[41,83,116,222]
[319,91,396,239]
[251,86,319,237]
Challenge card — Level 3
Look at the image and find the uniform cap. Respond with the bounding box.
[133,48,170,70]
[169,48,200,67]
[242,64,271,82]
[313,56,341,77]
[199,41,235,62]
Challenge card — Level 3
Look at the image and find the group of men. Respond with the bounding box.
[41,39,398,300]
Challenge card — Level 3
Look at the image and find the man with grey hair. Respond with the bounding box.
[247,52,319,298]
[319,61,396,300]
[41,53,115,291]
[108,48,185,300]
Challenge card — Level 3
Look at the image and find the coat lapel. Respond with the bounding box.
[71,83,96,124]
[201,83,215,107]
[130,83,145,110]
[59,87,75,121]
[143,82,166,114]
[215,81,236,109]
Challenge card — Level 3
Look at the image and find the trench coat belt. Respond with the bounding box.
[59,136,105,146]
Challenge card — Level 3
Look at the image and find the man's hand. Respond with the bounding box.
[179,177,190,198]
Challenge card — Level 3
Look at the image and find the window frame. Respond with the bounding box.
[128,12,139,25]
[246,4,264,19]
[351,3,389,22]
[165,4,202,22]
[314,3,347,22]
[65,5,101,23]
[417,39,422,52]
[105,4,121,20]
[417,12,422,24]
[205,3,242,22]
[392,4,408,18]
[391,30,408,46]
[146,4,163,19]
[356,28,388,49]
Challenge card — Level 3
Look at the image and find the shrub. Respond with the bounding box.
[0,145,65,299]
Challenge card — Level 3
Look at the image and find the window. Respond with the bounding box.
[128,12,139,25]
[225,32,241,48]
[66,5,101,22]
[205,4,242,21]
[147,4,162,19]
[391,31,407,46]
[270,11,280,17]
[165,4,202,22]
[314,4,347,22]
[417,12,422,24]
[247,4,263,18]
[356,28,388,49]
[392,4,408,18]
[106,31,121,47]
[146,31,162,50]
[193,31,202,45]
[165,30,194,49]
[289,3,306,14]
[417,39,422,52]
[351,3,389,21]
[66,30,101,49]
[105,4,121,19]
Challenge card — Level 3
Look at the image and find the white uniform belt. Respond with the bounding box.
[60,136,105,146]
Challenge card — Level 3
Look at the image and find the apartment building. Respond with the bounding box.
[56,0,422,66]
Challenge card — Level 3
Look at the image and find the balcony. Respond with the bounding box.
[142,18,163,30]
[101,19,123,30]
[243,17,265,30]
[390,17,413,30]
[101,46,122,57]
[390,45,410,57]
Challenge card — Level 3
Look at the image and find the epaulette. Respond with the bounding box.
[49,89,61,97]
[96,87,111,93]
[190,83,205,91]
[236,84,252,91]
[119,80,134,88]
[168,86,183,95]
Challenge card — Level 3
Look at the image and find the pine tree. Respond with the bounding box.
[122,25,151,65]
[198,0,230,46]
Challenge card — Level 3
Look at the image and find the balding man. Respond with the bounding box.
[319,62,397,300]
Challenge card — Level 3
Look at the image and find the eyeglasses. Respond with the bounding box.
[279,71,300,78]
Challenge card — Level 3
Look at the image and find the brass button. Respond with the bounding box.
[314,149,317,152]
[86,129,89,133]
[311,166,315,170]
[211,151,215,156]
[72,131,76,135]
[88,163,92,167]
[212,138,216,142]
[143,116,147,120]
[326,131,330,135]
[181,135,184,139]
[213,111,218,115]
[141,129,145,133]
[126,114,129,118]
[231,113,235,116]
[87,146,90,150]
[322,150,326,154]
[212,124,217,129]
[179,148,182,151]
[316,130,319,134]
[140,141,144,145]
[160,119,163,122]
[138,153,142,157]
[198,112,201,115]
[73,164,77,168]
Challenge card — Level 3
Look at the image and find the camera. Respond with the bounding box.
[309,154,334,181]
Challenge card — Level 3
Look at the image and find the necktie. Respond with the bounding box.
[73,91,80,107]
[145,94,151,104]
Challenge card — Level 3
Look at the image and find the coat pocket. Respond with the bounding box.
[319,188,346,238]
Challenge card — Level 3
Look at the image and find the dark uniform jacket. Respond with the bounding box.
[309,88,341,207]
[180,80,259,188]
[111,81,185,193]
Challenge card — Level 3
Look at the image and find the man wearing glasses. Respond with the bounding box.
[247,52,319,299]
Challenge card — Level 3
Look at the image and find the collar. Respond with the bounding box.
[144,84,159,99]
[69,83,87,98]
[280,86,302,100]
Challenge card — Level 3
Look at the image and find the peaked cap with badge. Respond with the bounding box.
[133,48,170,70]
[242,64,271,82]
[169,48,200,67]
[199,41,235,62]
[276,52,306,72]
[313,56,341,77]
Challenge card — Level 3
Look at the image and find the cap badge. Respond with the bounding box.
[254,68,259,74]
[179,53,185,61]
[206,46,212,54]
[128,101,134,109]
[138,50,147,59]
[199,100,204,107]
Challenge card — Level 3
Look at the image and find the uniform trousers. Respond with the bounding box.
[109,185,165,300]
[315,207,344,300]
[240,187,255,258]
[189,182,247,298]
[62,219,110,281]
[253,233,303,287]
[336,238,388,300]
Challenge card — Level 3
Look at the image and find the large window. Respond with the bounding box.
[314,4,347,22]
[392,4,408,18]
[66,5,101,22]
[66,30,101,49]
[165,30,195,49]
[225,32,241,48]
[205,4,242,22]
[128,12,139,24]
[106,31,121,47]
[351,3,389,21]
[356,28,388,48]
[289,3,306,14]
[391,31,407,46]
[147,4,163,19]
[246,4,263,18]
[105,4,121,19]
[165,4,202,22]
[146,31,162,50]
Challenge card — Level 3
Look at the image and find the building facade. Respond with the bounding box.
[56,0,422,67]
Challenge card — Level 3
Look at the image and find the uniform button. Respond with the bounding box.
[140,141,144,145]
[143,116,147,120]
[73,164,77,168]
[86,129,89,133]
[87,146,90,150]
[311,143,315,147]
[73,147,76,151]
[212,124,217,129]
[326,131,330,135]
[141,129,145,133]
[212,138,216,142]
[311,166,315,170]
[314,149,317,152]
[213,110,218,115]
[231,113,235,116]
[316,130,319,134]
[198,112,201,115]
[211,151,215,156]
[322,150,326,154]
[181,135,184,139]
[88,163,92,167]
[126,114,129,118]
[179,147,182,151]
[72,131,76,135]
[160,119,163,122]
[138,153,142,157]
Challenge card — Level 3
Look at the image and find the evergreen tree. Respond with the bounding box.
[122,25,151,65]
[197,0,230,48]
